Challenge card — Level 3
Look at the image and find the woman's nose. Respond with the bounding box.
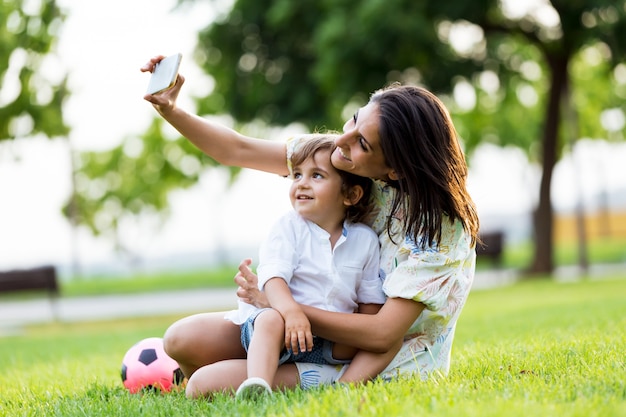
[335,131,352,147]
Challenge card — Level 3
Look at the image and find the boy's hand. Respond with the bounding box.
[283,309,314,354]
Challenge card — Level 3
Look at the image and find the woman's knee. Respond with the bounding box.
[185,359,248,399]
[164,312,246,363]
[185,374,214,400]
[163,313,218,359]
[185,376,203,399]
[162,317,190,358]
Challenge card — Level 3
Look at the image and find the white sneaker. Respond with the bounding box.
[235,377,272,400]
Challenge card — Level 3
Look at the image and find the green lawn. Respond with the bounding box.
[476,235,626,271]
[1,275,624,416]
[48,236,626,298]
[58,266,238,297]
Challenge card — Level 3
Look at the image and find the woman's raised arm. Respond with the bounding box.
[142,56,288,176]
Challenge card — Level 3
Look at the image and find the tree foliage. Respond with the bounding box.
[63,118,239,258]
[190,0,626,273]
[0,0,69,141]
[69,0,626,271]
[194,0,482,131]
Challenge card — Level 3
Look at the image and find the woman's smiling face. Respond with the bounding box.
[331,101,397,181]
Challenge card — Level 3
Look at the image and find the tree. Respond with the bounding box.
[0,0,69,141]
[457,1,625,274]
[189,0,626,274]
[71,0,625,272]
[62,118,241,260]
[61,2,248,262]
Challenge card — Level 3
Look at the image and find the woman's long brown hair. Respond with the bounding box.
[372,84,480,248]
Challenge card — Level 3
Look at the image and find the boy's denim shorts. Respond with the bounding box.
[240,308,350,366]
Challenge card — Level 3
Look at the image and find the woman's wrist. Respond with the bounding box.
[157,103,183,121]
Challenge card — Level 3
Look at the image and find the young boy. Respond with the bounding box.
[224,134,387,398]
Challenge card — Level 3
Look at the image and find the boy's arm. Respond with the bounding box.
[264,277,314,354]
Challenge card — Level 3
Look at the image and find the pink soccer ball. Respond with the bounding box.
[121,337,184,393]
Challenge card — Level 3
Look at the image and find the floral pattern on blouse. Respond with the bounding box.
[286,136,476,378]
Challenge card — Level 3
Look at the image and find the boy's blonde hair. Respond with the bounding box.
[290,134,373,224]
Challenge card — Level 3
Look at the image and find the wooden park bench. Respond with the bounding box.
[477,231,504,266]
[0,265,59,320]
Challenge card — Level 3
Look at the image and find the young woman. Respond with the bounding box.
[141,55,480,397]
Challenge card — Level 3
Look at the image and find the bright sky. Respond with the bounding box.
[0,0,624,276]
[0,0,293,275]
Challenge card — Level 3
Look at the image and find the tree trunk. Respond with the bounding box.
[564,82,589,275]
[528,54,569,275]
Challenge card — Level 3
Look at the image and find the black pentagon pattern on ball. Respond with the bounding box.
[121,363,128,382]
[138,348,158,366]
[173,367,185,385]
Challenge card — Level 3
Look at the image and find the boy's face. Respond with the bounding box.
[289,149,351,231]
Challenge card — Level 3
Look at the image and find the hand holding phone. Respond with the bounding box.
[146,53,182,95]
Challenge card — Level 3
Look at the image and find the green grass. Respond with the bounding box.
[1,275,624,416]
[59,266,238,297]
[0,235,609,300]
[63,236,626,297]
[476,235,626,271]
[0,266,239,303]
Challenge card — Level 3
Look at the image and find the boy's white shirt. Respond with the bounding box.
[225,210,384,325]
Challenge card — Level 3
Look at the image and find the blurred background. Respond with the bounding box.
[1,0,625,283]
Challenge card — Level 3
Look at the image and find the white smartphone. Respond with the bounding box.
[146,53,182,95]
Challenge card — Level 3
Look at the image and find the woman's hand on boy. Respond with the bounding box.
[235,258,269,308]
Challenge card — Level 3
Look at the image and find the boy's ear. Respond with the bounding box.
[344,185,364,207]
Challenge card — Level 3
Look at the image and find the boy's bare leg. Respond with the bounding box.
[246,309,286,384]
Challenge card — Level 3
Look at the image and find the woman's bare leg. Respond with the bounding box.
[186,359,248,399]
[163,311,246,378]
[337,338,403,384]
[186,360,300,399]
